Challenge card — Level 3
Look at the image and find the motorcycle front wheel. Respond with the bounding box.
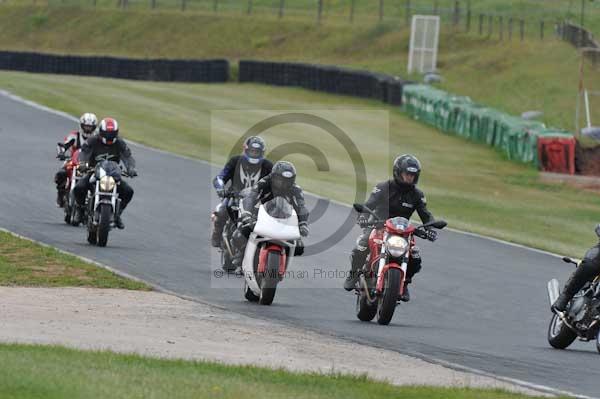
[377,268,401,325]
[96,204,112,247]
[258,251,279,305]
[547,313,577,349]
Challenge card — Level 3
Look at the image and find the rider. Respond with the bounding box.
[230,161,310,272]
[552,224,600,314]
[73,117,137,229]
[211,136,273,247]
[54,113,98,207]
[343,154,437,301]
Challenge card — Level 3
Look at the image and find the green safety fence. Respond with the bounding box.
[402,84,573,167]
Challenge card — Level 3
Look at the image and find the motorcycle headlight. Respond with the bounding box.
[386,235,408,257]
[99,176,116,192]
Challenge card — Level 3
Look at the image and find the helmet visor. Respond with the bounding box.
[272,173,294,196]
[81,124,95,135]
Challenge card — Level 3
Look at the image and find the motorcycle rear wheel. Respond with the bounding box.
[97,204,112,248]
[68,193,80,226]
[356,290,377,322]
[377,268,401,325]
[547,313,577,349]
[259,251,279,305]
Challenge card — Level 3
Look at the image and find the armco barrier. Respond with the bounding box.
[0,51,229,83]
[239,60,411,105]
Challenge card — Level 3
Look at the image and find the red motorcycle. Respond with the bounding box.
[57,148,83,226]
[352,203,447,325]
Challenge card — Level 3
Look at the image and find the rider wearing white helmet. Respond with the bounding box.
[54,113,98,207]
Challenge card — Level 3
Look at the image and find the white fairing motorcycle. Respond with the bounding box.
[242,197,300,305]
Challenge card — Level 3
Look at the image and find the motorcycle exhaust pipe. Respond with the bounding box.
[547,279,560,308]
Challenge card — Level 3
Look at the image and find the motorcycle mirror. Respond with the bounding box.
[562,257,578,265]
[422,219,447,230]
[353,203,364,213]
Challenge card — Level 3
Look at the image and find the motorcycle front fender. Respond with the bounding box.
[375,262,405,295]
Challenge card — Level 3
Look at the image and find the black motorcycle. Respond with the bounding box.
[84,160,131,247]
[547,257,600,353]
[217,190,242,273]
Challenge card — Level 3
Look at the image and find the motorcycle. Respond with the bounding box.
[58,149,84,226]
[547,257,600,353]
[352,203,447,325]
[84,160,131,247]
[215,190,242,273]
[241,196,301,305]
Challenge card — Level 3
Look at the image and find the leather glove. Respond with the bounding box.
[425,229,438,242]
[299,222,309,237]
[239,212,254,229]
[127,168,138,177]
[216,188,226,198]
[357,214,369,228]
[57,153,67,161]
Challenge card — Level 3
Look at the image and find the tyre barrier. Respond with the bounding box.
[0,51,229,83]
[403,84,575,173]
[239,60,410,105]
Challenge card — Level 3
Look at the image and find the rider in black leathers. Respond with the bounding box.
[552,224,600,313]
[230,161,309,272]
[211,136,273,247]
[74,118,137,229]
[343,154,437,301]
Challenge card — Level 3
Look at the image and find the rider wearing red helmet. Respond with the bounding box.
[73,118,137,229]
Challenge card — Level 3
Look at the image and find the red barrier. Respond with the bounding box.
[537,137,576,175]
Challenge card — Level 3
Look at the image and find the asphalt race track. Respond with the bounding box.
[1,92,598,398]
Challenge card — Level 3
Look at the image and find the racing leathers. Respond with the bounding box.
[553,230,600,313]
[211,156,273,247]
[343,180,435,297]
[230,174,309,269]
[73,136,136,227]
[54,131,87,207]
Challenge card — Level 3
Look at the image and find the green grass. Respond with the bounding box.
[2,70,599,257]
[0,230,149,289]
[0,343,555,399]
[0,5,599,134]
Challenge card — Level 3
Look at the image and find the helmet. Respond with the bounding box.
[393,154,421,187]
[79,113,98,140]
[271,161,296,196]
[243,136,266,165]
[98,118,119,145]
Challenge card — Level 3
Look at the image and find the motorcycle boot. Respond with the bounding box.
[114,208,125,230]
[400,279,411,302]
[344,248,368,291]
[553,259,598,313]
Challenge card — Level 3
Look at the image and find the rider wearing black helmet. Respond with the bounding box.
[211,136,273,247]
[74,118,137,229]
[343,154,436,301]
[230,161,309,272]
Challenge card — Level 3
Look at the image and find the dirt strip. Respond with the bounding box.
[0,287,547,396]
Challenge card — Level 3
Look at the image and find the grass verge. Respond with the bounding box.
[0,5,599,133]
[0,343,555,399]
[1,70,599,257]
[0,230,149,289]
